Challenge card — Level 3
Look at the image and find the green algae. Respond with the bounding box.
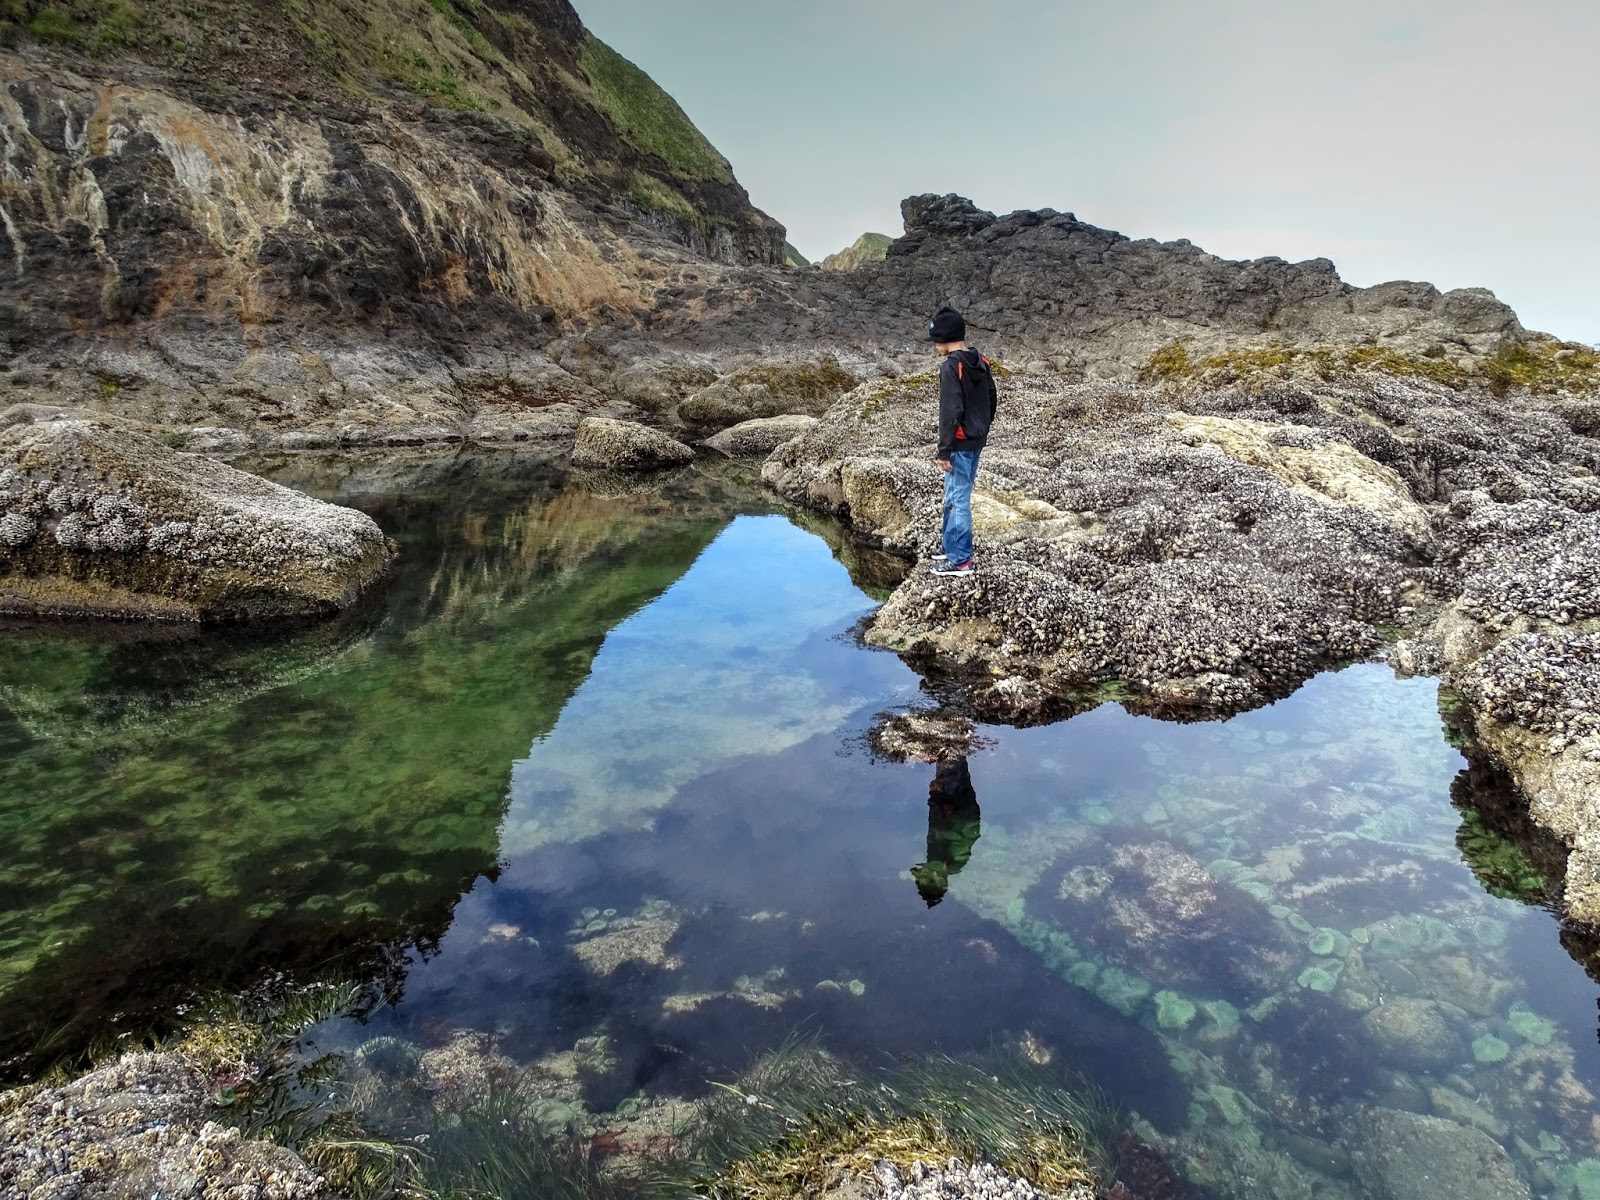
[1454,809,1551,904]
[1560,1159,1600,1200]
[1154,990,1198,1030]
[1472,1034,1511,1064]
[1297,961,1344,993]
[0,469,738,1072]
[1507,1003,1556,1046]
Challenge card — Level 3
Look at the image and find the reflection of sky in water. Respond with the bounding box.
[499,515,916,854]
[330,511,1600,1200]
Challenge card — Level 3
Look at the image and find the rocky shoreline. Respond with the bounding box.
[764,361,1600,958]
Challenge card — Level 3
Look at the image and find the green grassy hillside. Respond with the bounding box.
[820,231,894,272]
[1,0,773,253]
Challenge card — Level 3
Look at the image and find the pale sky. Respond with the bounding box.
[575,0,1599,344]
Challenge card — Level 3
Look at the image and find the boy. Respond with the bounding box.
[926,306,998,576]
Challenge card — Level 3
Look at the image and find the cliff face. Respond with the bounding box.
[0,0,1573,455]
[0,0,784,363]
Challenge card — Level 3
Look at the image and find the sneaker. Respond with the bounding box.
[932,559,975,576]
[928,552,948,562]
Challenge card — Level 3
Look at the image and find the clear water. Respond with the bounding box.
[3,455,1598,1199]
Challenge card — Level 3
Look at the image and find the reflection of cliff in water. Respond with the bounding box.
[0,461,737,1078]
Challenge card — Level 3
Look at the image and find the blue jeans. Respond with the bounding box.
[941,448,980,564]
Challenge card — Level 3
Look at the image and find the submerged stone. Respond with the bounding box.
[1349,1108,1531,1200]
[1035,838,1298,999]
[1359,998,1464,1072]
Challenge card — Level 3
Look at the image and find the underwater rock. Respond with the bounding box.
[1256,992,1383,1120]
[571,914,682,976]
[867,708,988,763]
[873,1155,1092,1200]
[0,413,394,621]
[570,417,695,472]
[1359,998,1464,1072]
[0,1051,322,1199]
[1348,1108,1531,1200]
[1037,838,1297,997]
[418,1031,520,1105]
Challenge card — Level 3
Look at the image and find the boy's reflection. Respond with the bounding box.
[910,757,981,907]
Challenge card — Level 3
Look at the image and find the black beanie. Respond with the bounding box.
[926,306,966,343]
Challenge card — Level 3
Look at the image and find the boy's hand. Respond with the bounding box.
[936,459,953,473]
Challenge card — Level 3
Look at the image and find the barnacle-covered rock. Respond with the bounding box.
[570,417,695,472]
[703,414,819,458]
[0,413,394,621]
[767,374,1423,719]
[0,1052,323,1199]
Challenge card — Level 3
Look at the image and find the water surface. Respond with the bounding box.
[3,453,1597,1199]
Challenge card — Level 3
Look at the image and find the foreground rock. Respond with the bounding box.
[1348,1108,1530,1200]
[570,417,695,472]
[0,414,393,620]
[0,1052,323,1199]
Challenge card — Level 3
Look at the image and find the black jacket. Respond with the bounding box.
[937,348,998,459]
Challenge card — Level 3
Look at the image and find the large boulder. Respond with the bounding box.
[1348,1109,1530,1200]
[704,415,819,458]
[570,417,695,472]
[0,414,393,621]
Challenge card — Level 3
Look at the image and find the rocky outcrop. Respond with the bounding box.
[570,416,694,472]
[703,414,818,458]
[658,194,1535,379]
[678,357,862,431]
[765,372,1434,718]
[0,0,787,448]
[0,1052,323,1199]
[0,412,393,619]
[767,360,1600,956]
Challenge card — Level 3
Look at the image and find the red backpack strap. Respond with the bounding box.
[957,361,964,380]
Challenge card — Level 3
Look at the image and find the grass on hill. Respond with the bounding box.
[578,34,732,184]
[821,231,893,271]
[1,0,737,203]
